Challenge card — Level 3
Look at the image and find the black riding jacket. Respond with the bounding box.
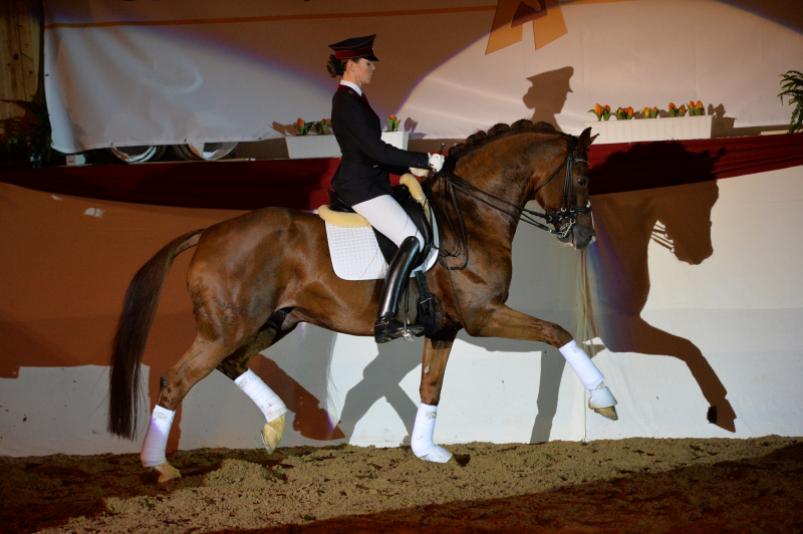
[330,84,429,205]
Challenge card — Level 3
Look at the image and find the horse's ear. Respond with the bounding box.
[579,127,597,149]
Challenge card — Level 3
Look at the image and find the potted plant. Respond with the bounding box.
[584,100,712,144]
[381,113,409,151]
[0,98,56,167]
[778,70,802,134]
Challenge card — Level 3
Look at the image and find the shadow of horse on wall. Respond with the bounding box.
[586,142,735,431]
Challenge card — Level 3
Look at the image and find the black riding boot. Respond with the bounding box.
[375,236,425,343]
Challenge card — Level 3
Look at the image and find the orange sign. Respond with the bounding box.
[486,0,628,54]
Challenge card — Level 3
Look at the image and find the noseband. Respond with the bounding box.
[432,134,590,270]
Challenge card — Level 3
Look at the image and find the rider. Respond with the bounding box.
[327,34,444,343]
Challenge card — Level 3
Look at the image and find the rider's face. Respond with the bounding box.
[347,57,375,86]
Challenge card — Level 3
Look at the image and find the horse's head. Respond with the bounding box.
[440,121,597,258]
[531,126,596,249]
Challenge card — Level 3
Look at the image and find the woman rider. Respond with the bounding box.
[327,34,444,343]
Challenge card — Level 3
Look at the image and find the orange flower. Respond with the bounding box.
[668,102,677,110]
[389,114,397,120]
[594,103,602,115]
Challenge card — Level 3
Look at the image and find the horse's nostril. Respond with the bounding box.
[573,226,595,249]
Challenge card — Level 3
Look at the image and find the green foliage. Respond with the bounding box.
[294,117,332,136]
[0,99,54,167]
[779,70,803,134]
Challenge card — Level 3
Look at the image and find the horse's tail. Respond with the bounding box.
[109,229,204,439]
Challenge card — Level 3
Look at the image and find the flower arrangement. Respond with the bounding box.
[778,69,802,133]
[313,118,333,135]
[386,114,400,132]
[590,101,706,121]
[666,102,687,117]
[294,118,313,136]
[615,106,635,120]
[687,100,705,116]
[293,118,333,136]
[589,103,612,121]
[641,106,659,119]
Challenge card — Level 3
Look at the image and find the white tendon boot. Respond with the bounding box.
[141,404,181,483]
[559,340,618,420]
[234,369,288,453]
[411,403,453,463]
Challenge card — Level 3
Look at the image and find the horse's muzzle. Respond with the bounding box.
[572,224,596,249]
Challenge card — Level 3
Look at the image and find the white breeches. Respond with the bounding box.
[352,194,424,248]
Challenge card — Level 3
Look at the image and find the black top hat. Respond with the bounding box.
[328,34,379,61]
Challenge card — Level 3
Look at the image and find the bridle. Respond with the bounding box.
[431,134,590,270]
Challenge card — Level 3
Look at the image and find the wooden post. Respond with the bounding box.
[0,0,41,126]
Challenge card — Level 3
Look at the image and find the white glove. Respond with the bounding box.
[409,167,429,177]
[428,153,445,173]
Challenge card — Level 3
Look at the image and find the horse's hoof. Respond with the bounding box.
[413,444,453,463]
[592,406,619,420]
[261,413,286,453]
[153,462,181,484]
[589,384,617,409]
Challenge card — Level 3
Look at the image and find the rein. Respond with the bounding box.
[432,135,589,270]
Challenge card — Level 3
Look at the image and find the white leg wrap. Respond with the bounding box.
[411,403,452,463]
[141,404,175,468]
[559,339,604,391]
[235,369,287,422]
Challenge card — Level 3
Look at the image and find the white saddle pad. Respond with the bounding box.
[324,215,439,281]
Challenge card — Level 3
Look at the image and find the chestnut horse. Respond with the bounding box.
[109,120,615,482]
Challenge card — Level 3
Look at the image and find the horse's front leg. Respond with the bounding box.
[471,305,618,420]
[412,332,457,463]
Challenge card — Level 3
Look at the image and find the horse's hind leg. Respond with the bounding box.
[216,311,297,454]
[141,335,229,483]
[412,332,457,463]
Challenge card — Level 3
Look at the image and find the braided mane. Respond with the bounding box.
[447,119,563,165]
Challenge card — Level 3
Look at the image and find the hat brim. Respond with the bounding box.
[351,53,378,61]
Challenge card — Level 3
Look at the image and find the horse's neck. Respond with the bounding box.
[437,171,524,251]
[445,134,563,245]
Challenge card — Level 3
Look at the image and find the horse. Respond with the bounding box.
[109,119,618,483]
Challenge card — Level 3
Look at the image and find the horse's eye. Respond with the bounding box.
[577,175,588,187]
